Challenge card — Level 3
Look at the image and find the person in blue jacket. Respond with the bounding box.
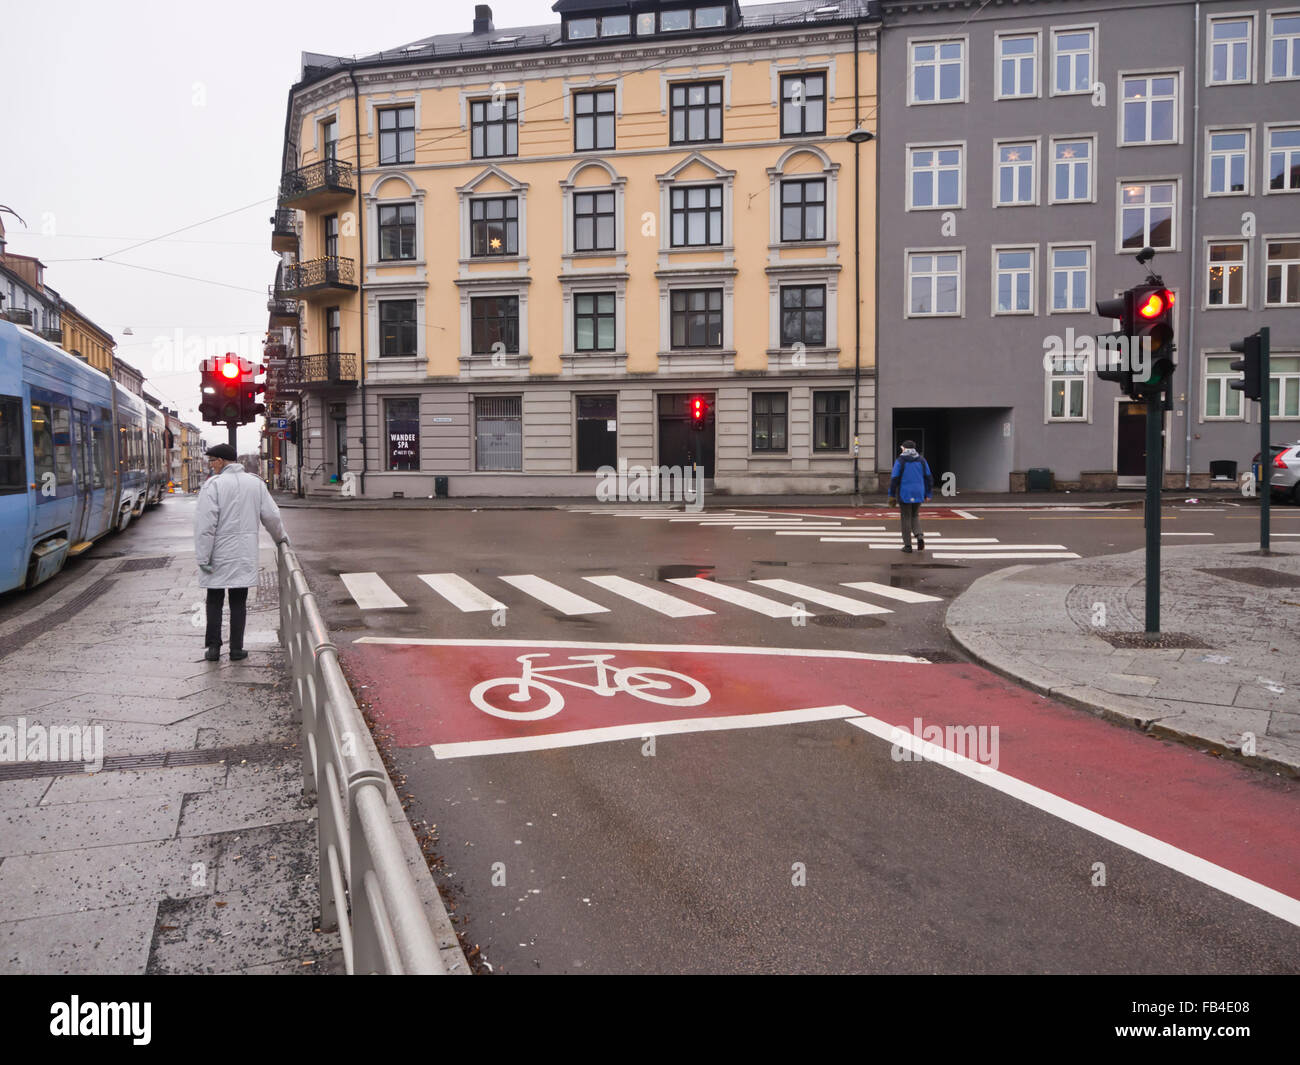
[888,440,933,553]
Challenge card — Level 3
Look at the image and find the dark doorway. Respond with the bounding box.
[658,392,715,476]
[890,410,950,484]
[576,393,618,472]
[1117,401,1147,480]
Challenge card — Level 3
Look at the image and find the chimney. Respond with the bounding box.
[472,4,493,34]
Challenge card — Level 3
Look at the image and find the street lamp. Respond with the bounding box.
[847,127,875,144]
[846,124,874,497]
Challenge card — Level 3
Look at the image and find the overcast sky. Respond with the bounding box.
[1,0,555,451]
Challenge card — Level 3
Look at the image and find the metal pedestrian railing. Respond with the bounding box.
[277,540,445,974]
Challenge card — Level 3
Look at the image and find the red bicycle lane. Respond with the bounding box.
[341,636,1300,926]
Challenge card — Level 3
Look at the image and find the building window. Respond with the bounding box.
[471,296,520,353]
[997,33,1038,98]
[1269,12,1300,79]
[908,146,962,209]
[474,395,522,472]
[752,392,788,453]
[567,15,631,39]
[1204,356,1244,418]
[1266,240,1300,305]
[326,307,341,353]
[1050,246,1091,312]
[573,190,616,251]
[781,72,826,136]
[384,397,420,471]
[1121,74,1178,145]
[670,185,723,247]
[321,118,339,160]
[908,252,961,316]
[910,39,964,103]
[813,391,850,452]
[1209,17,1253,84]
[1207,130,1249,195]
[1051,138,1092,203]
[471,97,518,158]
[470,197,519,256]
[670,81,722,144]
[576,393,617,473]
[1047,358,1088,420]
[994,248,1035,315]
[378,107,415,165]
[574,292,616,352]
[379,300,417,356]
[780,178,827,239]
[780,285,826,346]
[324,213,338,258]
[1207,242,1247,307]
[670,289,723,348]
[1052,28,1094,95]
[1270,356,1300,417]
[1120,182,1176,250]
[996,142,1036,205]
[574,90,615,151]
[1267,126,1300,191]
[378,203,416,260]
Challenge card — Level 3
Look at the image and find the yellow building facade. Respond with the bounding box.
[274,0,878,497]
[60,302,115,376]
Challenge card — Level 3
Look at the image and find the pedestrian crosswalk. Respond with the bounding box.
[337,570,945,620]
[565,507,1081,561]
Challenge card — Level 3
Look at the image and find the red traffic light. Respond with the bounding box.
[691,397,704,419]
[220,358,240,379]
[1136,290,1173,319]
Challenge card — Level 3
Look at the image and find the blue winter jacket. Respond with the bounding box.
[889,450,933,504]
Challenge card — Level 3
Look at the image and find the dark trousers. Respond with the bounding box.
[900,502,923,545]
[205,587,248,649]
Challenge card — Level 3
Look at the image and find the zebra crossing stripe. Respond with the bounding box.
[419,573,506,612]
[840,581,944,604]
[931,552,1082,560]
[583,575,716,617]
[340,572,407,610]
[749,579,893,616]
[666,577,814,618]
[776,527,887,535]
[500,575,611,615]
[864,539,1001,548]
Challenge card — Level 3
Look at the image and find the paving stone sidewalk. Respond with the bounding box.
[946,542,1300,774]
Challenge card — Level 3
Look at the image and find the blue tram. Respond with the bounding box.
[0,320,169,594]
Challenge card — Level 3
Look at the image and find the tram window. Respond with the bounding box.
[91,424,106,488]
[0,397,24,494]
[52,406,74,484]
[31,401,56,493]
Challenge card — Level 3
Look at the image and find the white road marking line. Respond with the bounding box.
[340,572,407,610]
[847,715,1300,929]
[355,636,930,664]
[869,543,1068,551]
[777,528,888,536]
[953,510,978,520]
[666,577,814,618]
[1162,532,1214,536]
[931,552,1082,560]
[434,705,866,759]
[1270,533,1300,537]
[419,573,506,612]
[840,581,944,604]
[863,539,1002,548]
[499,575,610,615]
[582,575,715,617]
[749,579,893,615]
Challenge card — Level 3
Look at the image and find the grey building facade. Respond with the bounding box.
[875,0,1300,493]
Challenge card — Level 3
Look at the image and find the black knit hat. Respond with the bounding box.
[206,444,238,461]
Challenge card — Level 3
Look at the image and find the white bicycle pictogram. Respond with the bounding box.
[469,653,711,721]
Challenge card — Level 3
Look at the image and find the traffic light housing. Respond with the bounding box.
[1094,293,1136,398]
[1129,284,1176,392]
[240,363,267,423]
[690,394,709,430]
[198,359,221,423]
[1230,332,1263,401]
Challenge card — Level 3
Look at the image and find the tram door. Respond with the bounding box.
[72,410,92,543]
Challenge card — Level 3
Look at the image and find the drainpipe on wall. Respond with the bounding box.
[350,67,368,497]
[1184,1,1202,489]
[852,18,862,498]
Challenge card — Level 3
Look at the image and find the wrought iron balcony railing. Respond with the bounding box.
[278,158,355,206]
[2,308,34,326]
[39,326,63,343]
[280,353,359,391]
[280,256,356,296]
[267,286,299,320]
[271,208,298,250]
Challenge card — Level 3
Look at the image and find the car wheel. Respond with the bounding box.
[1292,483,1300,506]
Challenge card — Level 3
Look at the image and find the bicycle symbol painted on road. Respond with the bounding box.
[469,653,711,721]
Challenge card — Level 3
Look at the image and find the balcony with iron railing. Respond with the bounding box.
[2,308,34,326]
[279,256,357,300]
[280,353,359,391]
[271,208,298,252]
[39,326,63,344]
[267,286,299,325]
[278,158,355,209]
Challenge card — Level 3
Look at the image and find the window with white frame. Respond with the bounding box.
[1209,16,1253,84]
[1052,27,1094,94]
[670,185,723,247]
[1120,182,1176,250]
[1050,246,1090,312]
[911,40,964,103]
[1266,240,1300,305]
[996,142,1036,205]
[1207,241,1247,307]
[1269,12,1300,79]
[908,145,962,209]
[1051,138,1092,202]
[1267,126,1300,191]
[1047,356,1087,420]
[997,34,1038,98]
[908,251,961,316]
[1204,356,1244,418]
[1121,74,1178,144]
[993,247,1034,314]
[1270,356,1300,417]
[780,178,827,240]
[1207,130,1249,194]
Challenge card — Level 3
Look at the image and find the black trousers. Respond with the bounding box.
[205,587,249,649]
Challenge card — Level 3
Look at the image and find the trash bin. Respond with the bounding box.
[434,476,449,498]
[1027,467,1053,492]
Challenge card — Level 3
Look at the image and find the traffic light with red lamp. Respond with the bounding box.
[1129,284,1176,394]
[199,354,266,426]
[690,395,709,430]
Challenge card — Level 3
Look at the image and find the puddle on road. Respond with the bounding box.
[656,564,715,580]
[810,615,886,629]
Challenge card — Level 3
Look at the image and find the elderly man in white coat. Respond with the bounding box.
[195,443,289,661]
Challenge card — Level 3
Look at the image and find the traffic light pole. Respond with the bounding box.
[227,422,237,453]
[1143,385,1164,635]
[1260,326,1271,553]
